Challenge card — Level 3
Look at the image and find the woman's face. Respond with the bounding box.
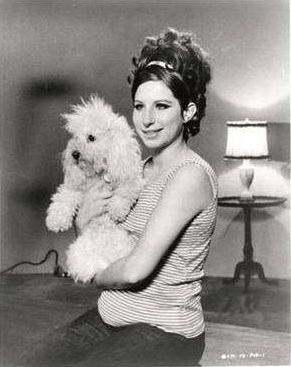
[132,80,184,150]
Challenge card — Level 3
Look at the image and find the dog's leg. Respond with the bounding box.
[46,185,83,232]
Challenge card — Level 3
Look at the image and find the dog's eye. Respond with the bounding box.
[88,135,95,142]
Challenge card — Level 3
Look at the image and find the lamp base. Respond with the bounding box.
[239,191,255,202]
[239,160,254,201]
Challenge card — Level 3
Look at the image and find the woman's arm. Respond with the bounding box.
[93,164,213,289]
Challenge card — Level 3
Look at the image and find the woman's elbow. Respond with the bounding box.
[122,263,149,287]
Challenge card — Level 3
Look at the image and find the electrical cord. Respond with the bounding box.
[1,221,79,277]
[0,249,68,277]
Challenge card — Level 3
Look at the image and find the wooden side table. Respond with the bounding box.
[218,195,286,293]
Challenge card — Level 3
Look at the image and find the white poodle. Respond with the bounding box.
[46,95,144,283]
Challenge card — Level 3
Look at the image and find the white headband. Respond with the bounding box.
[146,60,174,70]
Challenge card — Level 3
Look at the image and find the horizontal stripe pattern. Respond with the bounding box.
[98,155,218,338]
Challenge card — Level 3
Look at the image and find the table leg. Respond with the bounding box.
[243,206,253,292]
[223,206,278,292]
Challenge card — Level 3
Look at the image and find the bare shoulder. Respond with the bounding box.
[169,162,212,189]
[164,163,213,212]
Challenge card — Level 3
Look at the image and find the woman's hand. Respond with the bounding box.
[91,259,137,290]
[76,181,113,231]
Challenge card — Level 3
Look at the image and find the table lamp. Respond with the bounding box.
[224,118,269,201]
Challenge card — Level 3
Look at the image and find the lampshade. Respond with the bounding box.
[224,118,269,201]
[225,119,269,160]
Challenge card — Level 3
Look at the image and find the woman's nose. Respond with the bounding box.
[143,109,155,127]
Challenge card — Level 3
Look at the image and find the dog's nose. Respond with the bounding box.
[72,150,80,161]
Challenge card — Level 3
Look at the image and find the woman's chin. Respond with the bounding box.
[141,138,161,149]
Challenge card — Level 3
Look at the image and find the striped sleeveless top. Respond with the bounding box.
[98,153,218,338]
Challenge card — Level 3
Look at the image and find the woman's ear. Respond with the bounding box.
[183,103,197,122]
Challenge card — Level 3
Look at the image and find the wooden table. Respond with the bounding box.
[218,195,286,293]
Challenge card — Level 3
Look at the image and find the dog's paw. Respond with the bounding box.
[46,205,74,232]
[66,237,109,283]
[46,202,76,232]
[46,186,83,232]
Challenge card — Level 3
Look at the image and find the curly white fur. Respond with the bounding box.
[46,95,144,283]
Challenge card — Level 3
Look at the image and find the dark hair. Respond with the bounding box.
[128,28,211,140]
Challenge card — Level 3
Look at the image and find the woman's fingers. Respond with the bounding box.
[88,182,113,200]
[101,190,113,199]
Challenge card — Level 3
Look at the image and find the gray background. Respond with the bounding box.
[0,0,289,278]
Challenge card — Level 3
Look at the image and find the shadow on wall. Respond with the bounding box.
[2,77,79,272]
[17,78,74,190]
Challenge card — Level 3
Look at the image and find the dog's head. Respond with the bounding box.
[62,95,142,188]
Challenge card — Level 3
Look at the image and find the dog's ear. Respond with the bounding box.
[107,120,141,185]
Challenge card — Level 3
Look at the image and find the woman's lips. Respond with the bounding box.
[142,128,162,138]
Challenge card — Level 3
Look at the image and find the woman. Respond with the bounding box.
[24,28,217,367]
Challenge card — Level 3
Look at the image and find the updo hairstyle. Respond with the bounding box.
[128,28,211,140]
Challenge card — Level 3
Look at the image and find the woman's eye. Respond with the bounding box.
[134,104,143,111]
[156,103,170,110]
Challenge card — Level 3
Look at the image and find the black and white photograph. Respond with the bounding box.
[0,0,290,366]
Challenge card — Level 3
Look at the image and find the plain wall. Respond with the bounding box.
[0,0,289,278]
